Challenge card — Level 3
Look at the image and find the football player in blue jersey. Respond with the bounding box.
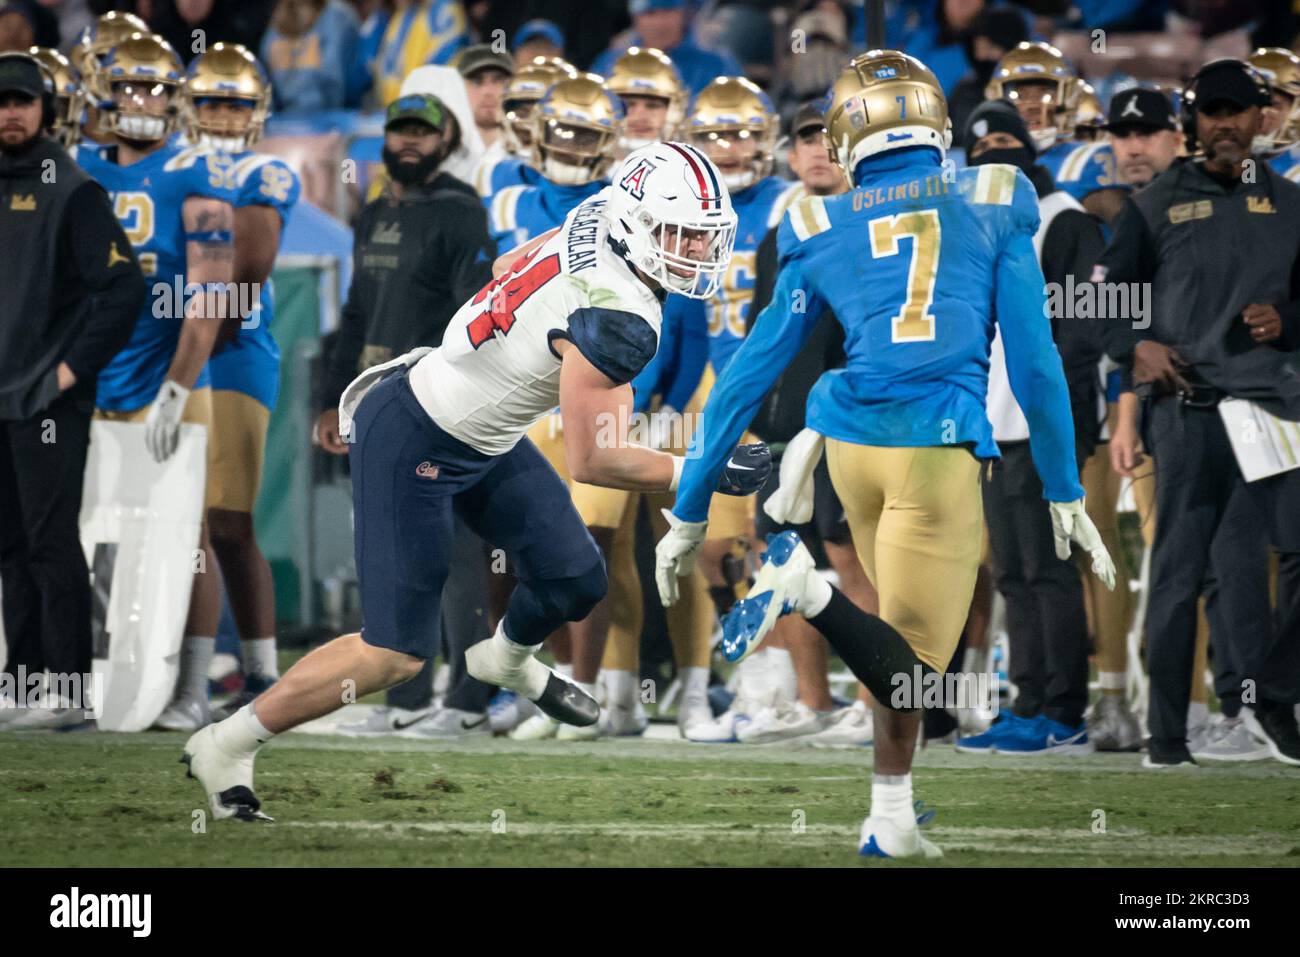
[472,56,575,200]
[673,77,802,623]
[181,43,301,719]
[986,42,1128,224]
[78,33,239,732]
[656,51,1116,858]
[1248,48,1300,179]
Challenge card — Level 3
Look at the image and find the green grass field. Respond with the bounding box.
[4,728,1300,867]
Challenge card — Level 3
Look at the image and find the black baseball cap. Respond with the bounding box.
[455,44,514,80]
[0,52,45,100]
[1190,59,1270,112]
[1103,87,1177,133]
[790,100,827,137]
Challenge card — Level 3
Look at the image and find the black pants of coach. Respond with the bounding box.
[983,441,1090,728]
[0,391,94,685]
[1143,396,1300,745]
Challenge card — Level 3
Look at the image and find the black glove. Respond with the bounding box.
[716,442,772,496]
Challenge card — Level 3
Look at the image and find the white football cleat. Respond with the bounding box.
[858,813,942,860]
[556,719,601,741]
[718,532,817,664]
[154,695,212,732]
[736,700,828,744]
[2,706,89,731]
[399,706,491,739]
[683,693,761,743]
[180,725,272,822]
[806,701,874,749]
[510,712,560,740]
[336,705,433,737]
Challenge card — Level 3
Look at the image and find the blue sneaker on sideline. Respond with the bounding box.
[995,716,1090,755]
[954,710,1023,753]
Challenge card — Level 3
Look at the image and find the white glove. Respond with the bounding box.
[648,404,679,451]
[143,380,190,463]
[762,427,825,525]
[655,508,708,607]
[1050,498,1116,590]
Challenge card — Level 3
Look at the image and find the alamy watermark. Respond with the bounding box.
[150,278,262,327]
[0,665,102,718]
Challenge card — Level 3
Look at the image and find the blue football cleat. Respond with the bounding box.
[719,531,815,663]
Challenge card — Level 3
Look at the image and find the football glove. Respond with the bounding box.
[143,379,190,463]
[1049,498,1116,590]
[762,428,825,525]
[655,509,708,607]
[717,442,772,496]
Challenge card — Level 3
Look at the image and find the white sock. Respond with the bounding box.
[576,680,597,700]
[488,623,550,699]
[870,772,914,821]
[767,646,797,703]
[604,669,636,707]
[179,636,215,702]
[737,649,769,701]
[213,702,273,756]
[799,571,832,617]
[1188,700,1210,728]
[241,638,279,679]
[1098,671,1125,693]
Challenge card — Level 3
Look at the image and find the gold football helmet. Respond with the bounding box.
[1248,47,1300,150]
[826,50,950,173]
[71,11,149,101]
[182,43,272,153]
[502,55,578,158]
[100,33,185,143]
[985,41,1079,150]
[682,76,777,192]
[29,47,86,149]
[1073,80,1104,141]
[603,46,686,151]
[532,73,624,185]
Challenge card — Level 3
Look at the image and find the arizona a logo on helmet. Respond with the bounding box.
[619,156,656,200]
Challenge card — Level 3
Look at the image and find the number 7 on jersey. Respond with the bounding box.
[869,209,941,343]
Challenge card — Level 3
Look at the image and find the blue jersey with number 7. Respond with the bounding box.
[672,146,1085,523]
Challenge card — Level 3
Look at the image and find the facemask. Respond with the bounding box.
[971,145,1035,176]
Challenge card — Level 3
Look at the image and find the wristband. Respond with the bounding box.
[668,454,685,492]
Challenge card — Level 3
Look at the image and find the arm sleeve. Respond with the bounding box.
[59,182,148,382]
[663,295,709,411]
[673,259,824,522]
[322,225,370,409]
[996,229,1087,503]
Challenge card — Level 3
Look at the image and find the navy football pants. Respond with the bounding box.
[349,369,606,660]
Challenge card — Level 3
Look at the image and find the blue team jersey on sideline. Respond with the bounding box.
[1039,138,1127,201]
[486,177,606,249]
[474,153,540,201]
[673,148,1085,523]
[206,151,302,410]
[1268,143,1300,180]
[702,175,803,374]
[81,137,239,411]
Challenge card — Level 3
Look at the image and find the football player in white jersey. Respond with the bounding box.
[181,142,771,822]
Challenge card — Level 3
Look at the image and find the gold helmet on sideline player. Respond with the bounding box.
[182,42,272,153]
[100,33,185,144]
[1073,80,1104,141]
[531,72,624,185]
[501,55,577,159]
[826,50,950,173]
[603,46,686,153]
[681,76,777,192]
[71,10,150,137]
[29,47,86,149]
[1247,47,1300,151]
[985,41,1079,151]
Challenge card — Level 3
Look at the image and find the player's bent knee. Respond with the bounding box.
[541,559,608,623]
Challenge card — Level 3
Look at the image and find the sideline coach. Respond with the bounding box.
[0,52,145,720]
[1098,59,1300,767]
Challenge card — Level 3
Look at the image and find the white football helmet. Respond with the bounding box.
[604,141,737,300]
